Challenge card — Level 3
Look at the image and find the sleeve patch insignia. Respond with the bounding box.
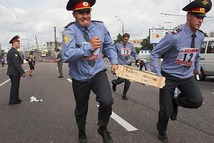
[64,35,70,43]
[63,30,73,45]
[15,54,18,57]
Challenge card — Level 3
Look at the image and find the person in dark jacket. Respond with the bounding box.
[7,35,26,105]
[56,48,63,78]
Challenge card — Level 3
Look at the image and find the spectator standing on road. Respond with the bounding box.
[56,48,63,78]
[111,33,139,100]
[28,51,35,77]
[1,57,5,67]
[150,0,212,142]
[62,0,118,143]
[7,35,26,105]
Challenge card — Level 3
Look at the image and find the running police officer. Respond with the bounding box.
[7,35,26,105]
[111,33,139,100]
[150,0,212,142]
[62,0,118,143]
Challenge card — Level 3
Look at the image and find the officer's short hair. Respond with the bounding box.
[122,33,130,39]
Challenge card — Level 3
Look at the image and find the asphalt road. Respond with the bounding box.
[0,60,214,143]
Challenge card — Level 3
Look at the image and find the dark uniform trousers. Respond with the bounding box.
[112,77,131,95]
[57,60,63,76]
[72,70,113,131]
[157,71,203,133]
[112,63,131,96]
[9,75,21,103]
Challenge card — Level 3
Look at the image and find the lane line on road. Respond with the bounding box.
[67,78,72,83]
[97,105,138,132]
[0,79,10,87]
[0,69,29,87]
[110,111,138,132]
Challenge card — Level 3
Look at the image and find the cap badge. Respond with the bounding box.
[202,0,208,5]
[83,2,89,7]
[200,8,205,13]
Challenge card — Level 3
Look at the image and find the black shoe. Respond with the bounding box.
[158,132,168,142]
[58,76,63,78]
[122,96,128,100]
[171,99,178,121]
[112,83,116,92]
[18,99,22,102]
[98,127,113,143]
[78,131,87,143]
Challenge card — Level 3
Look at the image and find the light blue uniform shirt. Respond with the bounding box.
[62,21,118,81]
[115,41,139,65]
[150,24,204,78]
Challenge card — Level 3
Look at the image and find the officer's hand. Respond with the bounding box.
[111,64,118,75]
[194,70,201,76]
[22,73,26,77]
[90,37,101,50]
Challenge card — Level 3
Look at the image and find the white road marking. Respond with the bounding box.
[67,78,72,83]
[97,105,138,131]
[0,69,29,87]
[110,111,138,131]
[0,79,10,87]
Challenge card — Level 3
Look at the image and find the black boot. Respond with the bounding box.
[122,96,128,100]
[122,92,128,100]
[158,131,168,142]
[156,117,169,142]
[98,127,113,143]
[78,130,87,143]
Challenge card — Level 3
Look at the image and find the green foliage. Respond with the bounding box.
[140,37,154,51]
[135,47,140,54]
[114,33,122,43]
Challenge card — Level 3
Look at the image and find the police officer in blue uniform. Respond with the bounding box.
[111,33,139,100]
[150,0,212,142]
[7,35,26,105]
[62,0,118,143]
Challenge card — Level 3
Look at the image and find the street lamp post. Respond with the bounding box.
[115,16,124,35]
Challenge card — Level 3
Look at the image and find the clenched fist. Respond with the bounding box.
[90,37,101,50]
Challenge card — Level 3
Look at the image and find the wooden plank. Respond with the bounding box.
[116,65,165,88]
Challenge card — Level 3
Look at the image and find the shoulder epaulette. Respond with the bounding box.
[171,27,182,35]
[64,22,75,28]
[92,20,103,23]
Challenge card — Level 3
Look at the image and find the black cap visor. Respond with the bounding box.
[190,12,206,17]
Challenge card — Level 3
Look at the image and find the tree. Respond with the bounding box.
[140,37,153,51]
[114,33,122,43]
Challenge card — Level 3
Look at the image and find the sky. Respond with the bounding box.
[0,0,213,51]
